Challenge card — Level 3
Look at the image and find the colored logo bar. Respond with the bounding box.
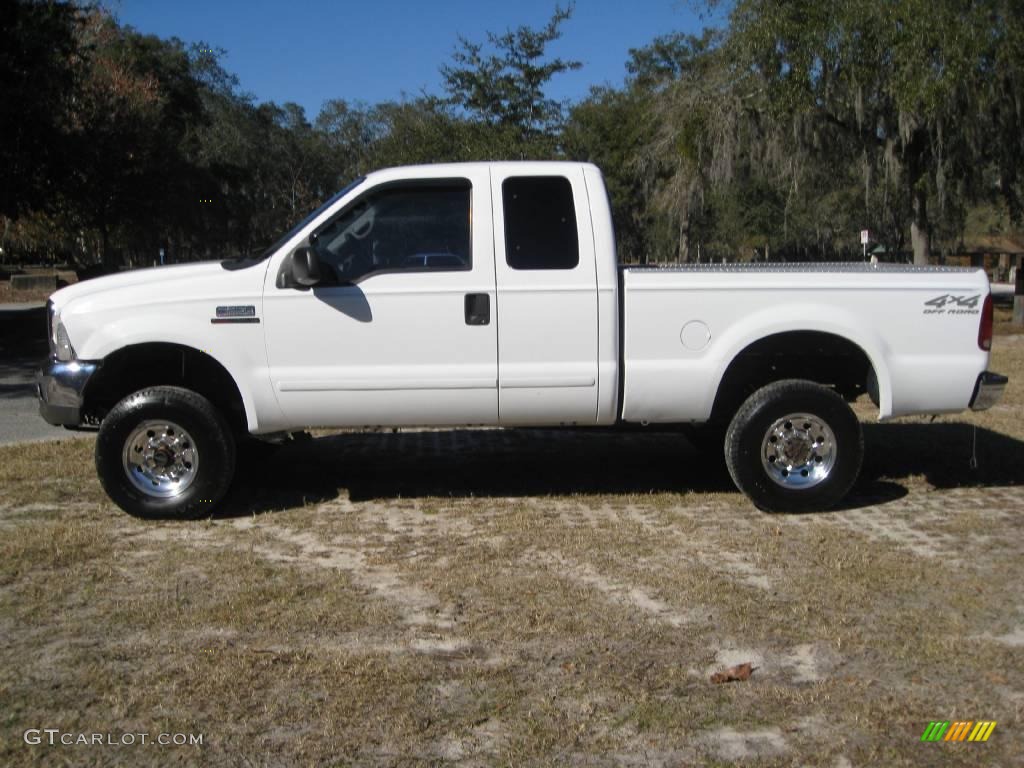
[921,721,997,742]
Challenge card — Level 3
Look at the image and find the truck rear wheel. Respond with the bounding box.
[96,386,236,519]
[724,380,863,513]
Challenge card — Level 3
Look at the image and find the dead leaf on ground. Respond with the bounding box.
[710,662,755,684]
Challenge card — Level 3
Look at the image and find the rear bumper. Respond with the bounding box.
[36,359,100,426]
[969,371,1008,411]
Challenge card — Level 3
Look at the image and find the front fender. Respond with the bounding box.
[73,314,278,433]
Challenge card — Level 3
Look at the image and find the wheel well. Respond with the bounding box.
[83,343,247,432]
[709,331,876,425]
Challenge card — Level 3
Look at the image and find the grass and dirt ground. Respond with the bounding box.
[1,338,1023,766]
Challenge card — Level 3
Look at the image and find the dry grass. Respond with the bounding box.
[993,304,1022,336]
[0,282,58,306]
[0,287,52,305]
[1,339,1022,766]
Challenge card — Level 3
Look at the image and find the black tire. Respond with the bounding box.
[724,379,863,513]
[95,386,236,519]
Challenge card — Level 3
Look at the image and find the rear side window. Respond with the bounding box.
[503,177,579,270]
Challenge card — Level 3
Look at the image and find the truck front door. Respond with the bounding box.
[263,169,498,427]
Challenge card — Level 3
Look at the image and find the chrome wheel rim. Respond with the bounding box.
[122,420,199,498]
[760,412,837,489]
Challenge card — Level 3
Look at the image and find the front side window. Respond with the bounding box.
[503,176,579,270]
[311,181,471,283]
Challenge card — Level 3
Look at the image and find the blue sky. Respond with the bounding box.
[104,1,722,119]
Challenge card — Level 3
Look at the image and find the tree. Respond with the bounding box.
[315,99,381,180]
[564,86,660,262]
[367,97,473,165]
[0,0,84,218]
[60,12,208,268]
[632,30,758,262]
[717,0,1024,264]
[441,4,581,155]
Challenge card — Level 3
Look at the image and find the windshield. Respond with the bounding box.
[256,177,366,261]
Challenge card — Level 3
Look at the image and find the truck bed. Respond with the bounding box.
[619,262,990,423]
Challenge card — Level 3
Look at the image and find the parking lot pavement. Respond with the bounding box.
[0,303,87,445]
[0,356,92,445]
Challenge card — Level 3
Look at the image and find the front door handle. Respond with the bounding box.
[464,293,490,325]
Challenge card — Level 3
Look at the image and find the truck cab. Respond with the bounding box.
[261,162,618,431]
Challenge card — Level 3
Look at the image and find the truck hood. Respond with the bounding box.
[50,261,266,314]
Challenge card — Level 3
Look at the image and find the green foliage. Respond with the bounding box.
[0,0,84,217]
[441,4,580,156]
[716,0,1024,263]
[1,0,1020,268]
[2,2,594,267]
[63,15,209,267]
[564,87,658,262]
[627,29,722,92]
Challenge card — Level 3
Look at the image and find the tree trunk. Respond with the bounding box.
[678,215,689,263]
[1014,255,1023,326]
[100,221,113,272]
[910,184,930,265]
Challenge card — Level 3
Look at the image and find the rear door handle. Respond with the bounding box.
[464,293,490,325]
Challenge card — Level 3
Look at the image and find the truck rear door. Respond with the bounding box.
[490,167,599,425]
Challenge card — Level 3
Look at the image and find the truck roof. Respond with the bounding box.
[365,160,602,183]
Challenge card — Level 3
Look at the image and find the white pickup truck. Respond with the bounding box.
[38,161,1006,518]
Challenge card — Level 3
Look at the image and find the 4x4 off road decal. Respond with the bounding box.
[923,294,981,315]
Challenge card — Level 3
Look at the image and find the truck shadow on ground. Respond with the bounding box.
[221,422,1024,517]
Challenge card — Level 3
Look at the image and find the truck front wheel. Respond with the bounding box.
[724,380,863,513]
[95,386,236,519]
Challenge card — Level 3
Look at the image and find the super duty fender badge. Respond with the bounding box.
[923,294,980,315]
[212,305,260,324]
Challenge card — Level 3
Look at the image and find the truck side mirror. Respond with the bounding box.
[291,246,322,287]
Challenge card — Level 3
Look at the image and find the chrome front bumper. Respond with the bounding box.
[969,371,1008,411]
[36,359,100,426]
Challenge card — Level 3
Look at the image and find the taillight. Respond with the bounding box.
[978,293,993,351]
